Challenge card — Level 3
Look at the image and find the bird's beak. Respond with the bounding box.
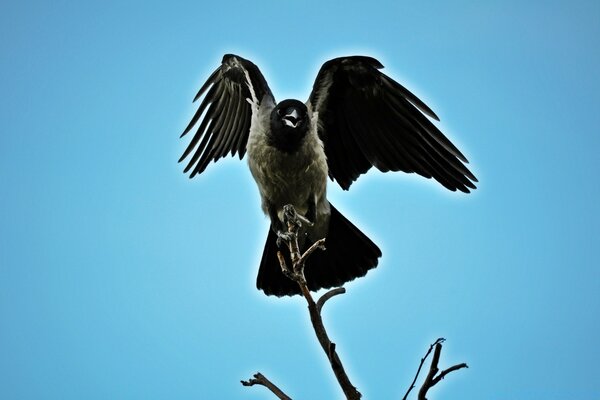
[286,109,299,120]
[283,109,301,127]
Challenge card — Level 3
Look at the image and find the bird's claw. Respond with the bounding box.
[282,205,300,228]
[282,204,313,228]
[298,214,314,227]
[276,231,294,248]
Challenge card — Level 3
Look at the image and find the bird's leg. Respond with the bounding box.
[267,201,293,247]
[272,203,314,247]
[305,194,316,227]
[275,205,304,249]
[268,203,284,234]
[282,204,302,229]
[280,205,303,265]
[266,200,285,233]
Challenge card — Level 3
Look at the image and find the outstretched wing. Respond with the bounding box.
[179,54,275,177]
[308,56,477,192]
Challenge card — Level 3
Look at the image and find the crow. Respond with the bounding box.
[179,54,477,296]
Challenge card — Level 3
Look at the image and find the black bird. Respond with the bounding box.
[179,54,477,296]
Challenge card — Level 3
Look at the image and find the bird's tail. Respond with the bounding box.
[256,203,381,296]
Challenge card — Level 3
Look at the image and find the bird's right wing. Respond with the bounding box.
[179,54,275,177]
[308,56,477,192]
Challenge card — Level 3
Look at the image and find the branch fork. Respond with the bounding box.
[242,205,468,399]
[403,338,469,400]
[246,204,360,399]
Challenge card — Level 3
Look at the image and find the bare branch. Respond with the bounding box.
[297,238,327,268]
[402,338,444,400]
[244,204,469,400]
[431,363,469,386]
[317,287,346,314]
[418,342,442,400]
[241,372,292,400]
[279,205,362,400]
[416,340,468,400]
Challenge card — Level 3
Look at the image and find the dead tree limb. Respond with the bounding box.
[242,205,358,399]
[317,287,345,314]
[402,338,444,400]
[402,338,468,400]
[242,204,468,399]
[276,205,361,400]
[241,373,291,400]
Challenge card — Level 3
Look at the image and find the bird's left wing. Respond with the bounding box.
[179,54,274,177]
[308,56,477,192]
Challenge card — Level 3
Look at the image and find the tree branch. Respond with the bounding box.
[241,373,292,400]
[278,205,362,400]
[243,205,469,400]
[415,339,468,400]
[431,363,469,386]
[317,287,346,314]
[402,338,444,400]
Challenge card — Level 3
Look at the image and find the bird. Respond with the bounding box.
[179,54,477,296]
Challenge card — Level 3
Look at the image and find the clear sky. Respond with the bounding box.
[1,0,599,399]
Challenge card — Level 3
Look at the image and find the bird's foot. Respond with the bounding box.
[282,204,314,228]
[276,231,294,248]
[297,213,314,227]
[282,205,300,228]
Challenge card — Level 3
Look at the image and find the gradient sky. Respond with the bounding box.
[1,1,599,399]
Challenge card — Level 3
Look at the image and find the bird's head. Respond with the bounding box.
[269,99,309,153]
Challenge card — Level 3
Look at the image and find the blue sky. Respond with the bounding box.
[1,0,599,399]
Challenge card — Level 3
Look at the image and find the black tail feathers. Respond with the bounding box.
[256,204,381,296]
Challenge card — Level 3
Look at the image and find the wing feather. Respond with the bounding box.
[180,82,221,139]
[233,103,250,158]
[179,54,274,177]
[308,56,477,192]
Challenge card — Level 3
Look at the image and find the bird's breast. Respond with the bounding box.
[247,116,328,217]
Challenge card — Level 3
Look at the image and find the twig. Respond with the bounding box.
[418,341,443,400]
[416,340,468,400]
[402,338,444,400]
[241,373,292,400]
[297,238,326,269]
[431,363,469,386]
[317,287,346,314]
